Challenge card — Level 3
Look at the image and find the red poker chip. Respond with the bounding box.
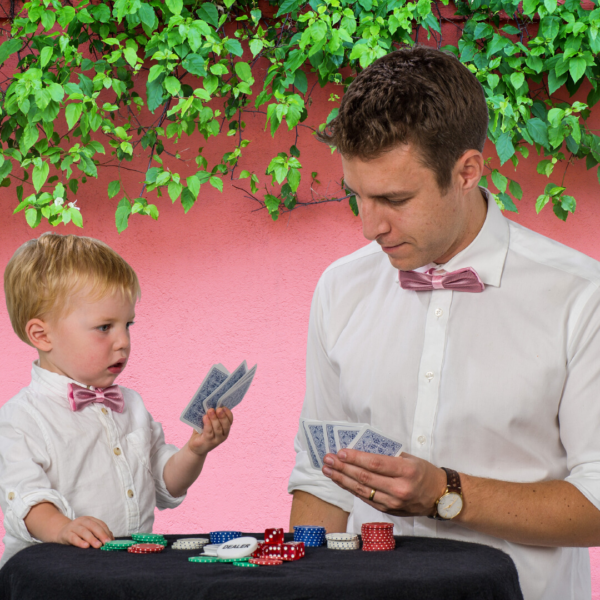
[249,558,283,565]
[128,543,164,553]
[362,523,393,530]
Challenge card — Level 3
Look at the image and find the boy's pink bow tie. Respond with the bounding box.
[68,383,124,413]
[399,267,485,293]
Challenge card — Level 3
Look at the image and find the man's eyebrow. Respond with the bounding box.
[344,184,414,200]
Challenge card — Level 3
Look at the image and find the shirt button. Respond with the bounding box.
[101,408,108,415]
[434,308,443,317]
[425,371,434,381]
[8,492,14,501]
[417,435,426,445]
[114,448,121,456]
[127,489,134,498]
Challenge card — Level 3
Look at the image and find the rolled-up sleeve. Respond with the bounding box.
[0,403,75,543]
[148,417,186,509]
[287,277,355,513]
[561,285,600,509]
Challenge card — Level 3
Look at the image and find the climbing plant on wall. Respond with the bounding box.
[0,0,599,230]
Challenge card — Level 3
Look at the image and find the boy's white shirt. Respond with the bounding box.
[0,361,184,567]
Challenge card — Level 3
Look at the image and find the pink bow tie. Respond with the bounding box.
[68,383,125,413]
[399,267,484,293]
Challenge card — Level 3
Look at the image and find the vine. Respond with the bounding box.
[0,0,599,230]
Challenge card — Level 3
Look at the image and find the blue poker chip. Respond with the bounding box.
[210,531,242,544]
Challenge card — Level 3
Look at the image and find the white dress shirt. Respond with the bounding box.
[0,362,184,567]
[288,189,600,600]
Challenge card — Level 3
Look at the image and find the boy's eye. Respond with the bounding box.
[127,321,135,329]
[98,325,111,332]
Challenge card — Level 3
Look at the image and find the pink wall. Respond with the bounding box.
[2,68,600,597]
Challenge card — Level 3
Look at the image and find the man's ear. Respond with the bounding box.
[455,150,484,193]
[25,319,53,352]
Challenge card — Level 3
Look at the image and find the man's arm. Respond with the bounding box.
[289,490,350,533]
[323,450,600,547]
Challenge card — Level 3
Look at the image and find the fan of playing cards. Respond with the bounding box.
[301,418,403,469]
[180,362,257,431]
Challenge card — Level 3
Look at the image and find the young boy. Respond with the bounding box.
[0,232,233,567]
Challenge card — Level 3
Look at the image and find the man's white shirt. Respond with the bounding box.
[0,362,184,567]
[288,189,600,600]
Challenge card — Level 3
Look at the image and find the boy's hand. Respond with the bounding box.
[188,407,233,456]
[57,516,114,549]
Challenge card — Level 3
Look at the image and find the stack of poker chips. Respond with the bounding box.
[361,522,396,551]
[128,543,165,554]
[293,525,326,547]
[172,537,210,551]
[325,532,360,550]
[210,531,242,544]
[132,533,167,546]
[201,544,223,557]
[100,539,137,551]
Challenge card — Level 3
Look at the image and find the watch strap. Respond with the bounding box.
[428,467,462,520]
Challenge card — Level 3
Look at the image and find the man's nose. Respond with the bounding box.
[359,198,390,241]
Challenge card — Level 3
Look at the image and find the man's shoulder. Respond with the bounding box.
[322,241,385,277]
[508,220,600,286]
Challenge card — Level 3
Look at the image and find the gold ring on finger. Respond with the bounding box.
[369,489,376,501]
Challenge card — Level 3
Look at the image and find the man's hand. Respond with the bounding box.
[322,449,446,517]
[188,407,233,457]
[56,516,114,548]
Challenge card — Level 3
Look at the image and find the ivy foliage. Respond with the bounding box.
[1,0,599,230]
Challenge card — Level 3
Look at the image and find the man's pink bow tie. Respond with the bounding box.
[68,383,125,413]
[399,267,485,293]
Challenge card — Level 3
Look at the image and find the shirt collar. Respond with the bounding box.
[30,361,95,407]
[424,187,509,288]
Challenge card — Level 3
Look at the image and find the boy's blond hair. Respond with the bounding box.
[4,233,141,346]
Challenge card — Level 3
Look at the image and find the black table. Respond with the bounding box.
[0,533,523,600]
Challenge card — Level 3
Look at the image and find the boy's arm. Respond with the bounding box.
[163,407,233,498]
[24,502,113,548]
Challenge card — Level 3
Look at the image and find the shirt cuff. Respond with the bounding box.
[4,488,76,544]
[288,443,355,513]
[152,443,186,510]
[565,464,600,512]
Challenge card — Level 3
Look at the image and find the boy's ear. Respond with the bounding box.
[25,319,53,352]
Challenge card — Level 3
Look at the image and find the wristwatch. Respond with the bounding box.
[430,467,463,520]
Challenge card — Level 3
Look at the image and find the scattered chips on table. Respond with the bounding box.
[249,558,283,566]
[234,562,259,567]
[189,556,219,563]
[101,539,137,551]
[128,543,165,554]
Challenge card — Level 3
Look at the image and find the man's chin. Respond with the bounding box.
[385,253,427,272]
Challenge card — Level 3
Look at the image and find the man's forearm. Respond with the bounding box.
[290,490,350,533]
[458,475,600,547]
[163,443,207,498]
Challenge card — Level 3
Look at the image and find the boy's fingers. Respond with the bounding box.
[210,413,225,437]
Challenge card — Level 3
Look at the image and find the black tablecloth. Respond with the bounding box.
[0,533,523,600]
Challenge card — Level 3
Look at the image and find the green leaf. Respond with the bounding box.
[0,39,22,66]
[275,0,303,17]
[491,169,508,193]
[147,78,165,111]
[496,132,515,165]
[187,175,201,198]
[548,69,568,94]
[115,198,132,233]
[48,83,64,102]
[70,207,83,227]
[164,76,181,96]
[65,103,83,130]
[123,47,138,68]
[526,118,549,147]
[20,125,39,154]
[535,194,550,213]
[249,38,264,57]
[544,0,557,13]
[181,187,196,212]
[32,162,49,192]
[39,46,53,68]
[182,54,206,77]
[498,192,518,212]
[108,180,121,198]
[235,61,252,83]
[138,3,156,28]
[474,23,493,39]
[510,72,525,89]
[166,0,183,15]
[209,176,223,192]
[224,39,243,57]
[569,57,587,83]
[168,181,183,201]
[25,208,40,228]
[294,70,308,94]
[509,180,523,201]
[197,2,219,27]
[560,194,576,213]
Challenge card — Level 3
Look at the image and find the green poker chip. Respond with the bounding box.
[103,540,137,549]
[132,533,167,544]
[189,556,219,563]
[233,562,259,567]
[100,546,125,551]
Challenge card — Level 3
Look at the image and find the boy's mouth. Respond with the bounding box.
[108,360,126,374]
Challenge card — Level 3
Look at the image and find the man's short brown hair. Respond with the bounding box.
[318,45,489,192]
[4,233,141,346]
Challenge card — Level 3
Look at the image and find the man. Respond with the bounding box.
[287,45,600,600]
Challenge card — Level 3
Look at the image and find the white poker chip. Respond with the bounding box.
[175,537,209,545]
[327,540,361,550]
[325,533,359,541]
[202,544,222,557]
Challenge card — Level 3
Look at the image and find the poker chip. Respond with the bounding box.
[189,556,219,563]
[361,522,395,552]
[100,546,124,551]
[131,533,167,545]
[249,558,283,566]
[128,543,165,554]
[102,539,137,550]
[327,540,360,550]
[172,537,209,551]
[293,525,326,547]
[234,561,259,567]
[325,533,359,542]
[218,557,249,563]
[210,531,242,544]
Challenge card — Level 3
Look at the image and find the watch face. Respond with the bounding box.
[437,493,463,519]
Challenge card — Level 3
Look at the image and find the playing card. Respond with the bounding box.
[216,364,257,410]
[325,424,337,454]
[307,422,327,466]
[348,427,403,457]
[203,361,247,413]
[180,364,230,430]
[334,425,363,451]
[301,419,322,469]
